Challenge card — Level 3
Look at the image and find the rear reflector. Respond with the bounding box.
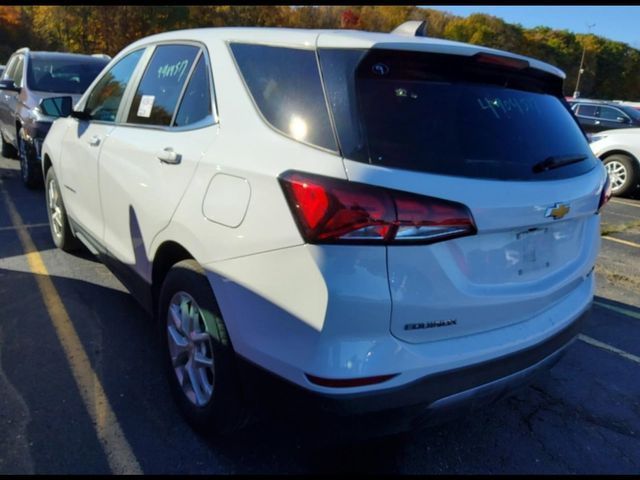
[279,171,477,245]
[598,173,612,212]
[473,52,529,70]
[306,373,398,388]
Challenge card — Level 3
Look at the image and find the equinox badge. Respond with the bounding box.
[545,203,570,220]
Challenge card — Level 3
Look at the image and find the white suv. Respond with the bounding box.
[41,27,610,433]
[590,128,640,197]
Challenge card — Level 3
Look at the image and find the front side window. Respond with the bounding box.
[3,56,18,81]
[12,55,24,87]
[621,106,640,121]
[230,43,338,152]
[27,56,108,94]
[126,44,199,127]
[85,49,144,123]
[598,106,627,122]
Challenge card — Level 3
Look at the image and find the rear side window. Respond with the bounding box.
[230,43,337,152]
[127,44,200,126]
[174,56,213,128]
[85,49,144,123]
[319,48,596,181]
[576,104,596,117]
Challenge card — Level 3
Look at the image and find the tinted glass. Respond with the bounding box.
[127,44,199,126]
[576,104,597,117]
[27,56,108,94]
[230,43,337,152]
[598,106,626,121]
[173,56,213,127]
[85,49,144,122]
[620,105,640,120]
[319,48,596,181]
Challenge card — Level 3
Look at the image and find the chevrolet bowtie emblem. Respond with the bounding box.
[545,203,570,220]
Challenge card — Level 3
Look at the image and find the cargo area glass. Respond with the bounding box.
[319,48,598,181]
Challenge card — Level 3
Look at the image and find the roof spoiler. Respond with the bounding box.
[391,20,427,37]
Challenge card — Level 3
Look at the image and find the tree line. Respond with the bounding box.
[1,5,638,100]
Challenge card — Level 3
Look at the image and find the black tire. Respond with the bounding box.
[158,259,249,435]
[45,167,80,252]
[1,132,17,158]
[18,133,43,189]
[603,154,639,197]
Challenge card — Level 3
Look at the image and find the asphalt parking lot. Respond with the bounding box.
[0,154,639,474]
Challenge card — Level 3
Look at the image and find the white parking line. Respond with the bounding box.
[594,300,640,320]
[0,223,49,232]
[604,210,640,221]
[611,198,640,208]
[578,334,640,365]
[602,235,640,248]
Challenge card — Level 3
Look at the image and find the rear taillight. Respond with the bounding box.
[306,373,397,388]
[598,173,612,212]
[279,171,477,245]
[473,52,529,70]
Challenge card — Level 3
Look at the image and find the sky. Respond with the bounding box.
[427,6,640,48]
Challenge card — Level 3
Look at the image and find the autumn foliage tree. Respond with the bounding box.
[0,6,638,100]
[341,9,360,29]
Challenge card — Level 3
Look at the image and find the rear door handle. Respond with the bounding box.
[88,135,101,147]
[594,120,600,125]
[157,147,181,165]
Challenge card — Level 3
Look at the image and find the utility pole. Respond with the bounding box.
[573,23,596,98]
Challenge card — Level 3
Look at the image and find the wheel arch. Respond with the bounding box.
[15,118,23,140]
[43,153,52,177]
[599,149,639,165]
[151,241,196,316]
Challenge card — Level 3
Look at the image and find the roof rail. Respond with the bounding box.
[391,20,427,37]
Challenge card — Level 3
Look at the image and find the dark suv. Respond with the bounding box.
[0,48,109,187]
[568,99,640,134]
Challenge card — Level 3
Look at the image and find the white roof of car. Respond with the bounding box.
[125,27,566,79]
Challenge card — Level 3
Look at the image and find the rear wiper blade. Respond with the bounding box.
[532,154,587,173]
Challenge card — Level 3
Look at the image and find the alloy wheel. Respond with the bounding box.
[48,177,63,239]
[606,160,627,192]
[167,291,215,407]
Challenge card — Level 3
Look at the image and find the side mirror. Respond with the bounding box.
[616,116,630,124]
[0,79,20,92]
[39,96,73,118]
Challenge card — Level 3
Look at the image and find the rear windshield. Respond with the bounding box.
[319,49,597,181]
[27,56,108,94]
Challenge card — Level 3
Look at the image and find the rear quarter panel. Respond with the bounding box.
[149,37,348,265]
[591,134,640,165]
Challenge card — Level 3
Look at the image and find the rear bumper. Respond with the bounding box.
[238,306,587,423]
